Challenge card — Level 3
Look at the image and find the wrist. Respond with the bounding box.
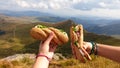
[90,42,97,55]
[36,54,52,61]
[37,56,50,62]
[39,52,54,59]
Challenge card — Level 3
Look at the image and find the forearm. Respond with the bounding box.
[33,57,49,68]
[97,44,120,62]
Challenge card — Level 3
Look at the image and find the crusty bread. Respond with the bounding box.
[77,25,83,48]
[42,28,62,45]
[30,25,69,45]
[30,28,47,41]
[48,27,69,44]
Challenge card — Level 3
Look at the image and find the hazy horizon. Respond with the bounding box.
[0,0,120,19]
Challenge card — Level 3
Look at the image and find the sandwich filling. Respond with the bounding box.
[59,29,67,35]
[35,25,47,28]
[35,25,67,35]
[73,26,85,57]
[73,26,80,46]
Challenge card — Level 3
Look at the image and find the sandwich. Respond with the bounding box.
[30,25,69,45]
[70,25,91,63]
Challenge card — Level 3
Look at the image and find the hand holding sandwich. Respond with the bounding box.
[70,25,91,63]
[79,42,120,63]
[33,32,57,68]
[30,25,69,45]
[32,24,120,68]
[31,25,69,68]
[38,32,57,59]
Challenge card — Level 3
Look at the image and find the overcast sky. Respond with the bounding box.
[0,0,120,19]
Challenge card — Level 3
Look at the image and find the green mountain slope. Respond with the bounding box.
[0,19,120,58]
[0,16,120,68]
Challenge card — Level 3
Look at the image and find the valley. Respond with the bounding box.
[0,14,120,68]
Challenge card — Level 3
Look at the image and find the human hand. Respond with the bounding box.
[38,32,57,60]
[71,42,92,60]
[83,42,93,54]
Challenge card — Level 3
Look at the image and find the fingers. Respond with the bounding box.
[49,44,57,52]
[83,42,92,54]
[71,42,92,61]
[46,32,54,43]
[39,41,43,46]
[71,45,76,58]
[43,32,54,45]
[81,47,92,60]
[71,44,77,59]
[39,32,54,52]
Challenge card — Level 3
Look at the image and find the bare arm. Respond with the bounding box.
[33,57,49,68]
[33,32,57,68]
[97,44,120,62]
[72,42,120,63]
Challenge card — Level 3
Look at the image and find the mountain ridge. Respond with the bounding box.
[0,17,120,58]
[87,23,120,35]
[0,14,120,35]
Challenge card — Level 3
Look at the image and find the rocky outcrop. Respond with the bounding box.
[0,53,36,62]
[53,53,66,60]
[0,53,66,62]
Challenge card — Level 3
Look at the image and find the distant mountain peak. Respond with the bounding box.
[56,19,76,26]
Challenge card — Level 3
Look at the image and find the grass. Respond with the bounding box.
[49,56,120,68]
[0,16,120,68]
[0,38,25,58]
[0,57,34,68]
[0,56,120,68]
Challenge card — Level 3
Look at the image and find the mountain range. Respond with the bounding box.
[0,10,120,35]
[0,16,120,58]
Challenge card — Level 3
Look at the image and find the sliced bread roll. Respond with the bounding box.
[30,27,47,41]
[42,28,62,45]
[30,25,69,45]
[49,27,69,44]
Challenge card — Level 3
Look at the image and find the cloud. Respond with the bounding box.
[38,2,48,9]
[0,0,120,19]
[99,2,106,8]
[86,8,120,19]
[72,0,82,4]
[15,0,30,8]
[49,2,60,9]
[88,8,120,19]
[48,7,120,19]
[13,0,83,9]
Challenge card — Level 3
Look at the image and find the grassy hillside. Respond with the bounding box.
[0,16,120,67]
[111,35,120,39]
[0,19,120,56]
[0,56,120,68]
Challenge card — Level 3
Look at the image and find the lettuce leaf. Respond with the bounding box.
[59,29,67,34]
[74,41,78,46]
[36,25,47,28]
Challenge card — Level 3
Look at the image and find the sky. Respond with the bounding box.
[0,0,120,19]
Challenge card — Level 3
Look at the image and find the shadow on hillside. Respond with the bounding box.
[23,40,72,57]
[0,30,6,35]
[22,41,40,55]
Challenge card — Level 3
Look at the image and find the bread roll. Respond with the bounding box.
[49,27,69,44]
[30,28,47,41]
[42,28,62,45]
[30,25,69,45]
